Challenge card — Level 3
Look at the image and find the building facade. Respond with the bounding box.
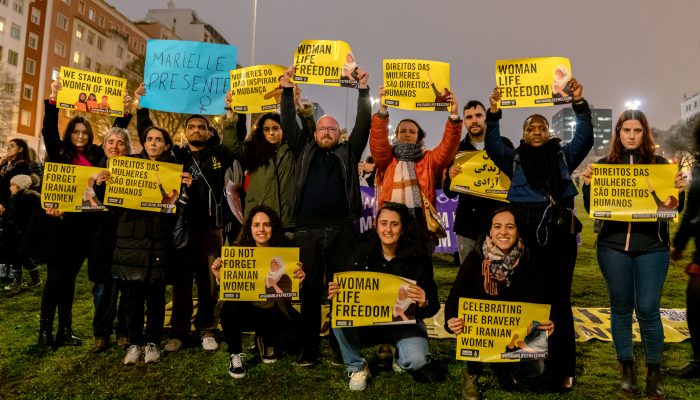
[551,106,613,155]
[0,0,28,146]
[146,1,228,44]
[681,91,700,123]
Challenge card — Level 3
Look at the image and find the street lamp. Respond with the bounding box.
[625,99,641,110]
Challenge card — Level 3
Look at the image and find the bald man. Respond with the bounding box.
[280,66,371,366]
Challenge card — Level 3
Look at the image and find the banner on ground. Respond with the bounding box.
[141,40,237,115]
[358,187,458,254]
[332,271,417,328]
[449,150,510,201]
[382,59,451,111]
[105,156,183,213]
[293,40,358,88]
[41,162,107,212]
[495,57,573,108]
[455,298,551,362]
[589,164,679,222]
[56,67,127,116]
[573,308,689,342]
[219,247,300,301]
[230,64,287,113]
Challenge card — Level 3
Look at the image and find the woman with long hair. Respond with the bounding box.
[582,109,687,398]
[0,138,32,214]
[211,205,305,378]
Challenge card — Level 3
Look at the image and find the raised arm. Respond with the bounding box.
[112,92,133,128]
[427,91,461,171]
[484,88,515,178]
[369,86,393,172]
[220,90,246,162]
[42,80,63,161]
[347,67,371,160]
[561,79,593,171]
[134,83,154,140]
[279,66,307,158]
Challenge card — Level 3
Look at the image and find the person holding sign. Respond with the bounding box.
[279,65,371,367]
[670,122,700,379]
[210,205,305,378]
[445,206,552,400]
[135,82,242,353]
[485,79,590,390]
[329,202,438,391]
[36,79,132,349]
[370,86,461,238]
[581,109,687,398]
[443,100,515,263]
[222,88,315,232]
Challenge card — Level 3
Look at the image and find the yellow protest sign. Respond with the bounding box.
[572,308,689,343]
[219,247,300,301]
[382,59,451,111]
[332,271,417,328]
[495,57,572,108]
[293,40,358,88]
[103,156,182,213]
[455,298,551,362]
[41,162,107,212]
[589,164,679,222]
[56,67,127,116]
[230,64,287,114]
[449,151,510,201]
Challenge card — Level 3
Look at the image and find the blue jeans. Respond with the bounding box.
[333,321,430,372]
[92,281,118,338]
[597,246,669,364]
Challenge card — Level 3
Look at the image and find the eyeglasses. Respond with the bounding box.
[317,127,339,134]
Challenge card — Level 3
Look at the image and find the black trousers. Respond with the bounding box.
[294,224,356,358]
[123,280,166,345]
[687,274,700,358]
[220,301,287,354]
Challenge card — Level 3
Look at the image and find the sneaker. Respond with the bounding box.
[144,343,160,364]
[124,345,141,365]
[91,336,109,354]
[228,353,246,378]
[256,336,277,364]
[348,364,371,391]
[202,336,219,351]
[117,335,129,349]
[391,358,405,373]
[294,356,319,368]
[4,277,22,291]
[164,338,182,352]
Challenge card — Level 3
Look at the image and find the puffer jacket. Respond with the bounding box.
[371,114,461,207]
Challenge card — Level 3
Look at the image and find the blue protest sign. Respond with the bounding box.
[141,40,237,115]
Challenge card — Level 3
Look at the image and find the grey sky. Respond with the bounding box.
[111,0,700,148]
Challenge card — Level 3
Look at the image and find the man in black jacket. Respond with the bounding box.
[134,83,240,352]
[443,100,514,263]
[279,66,371,366]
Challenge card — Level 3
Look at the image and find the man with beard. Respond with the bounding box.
[484,79,592,391]
[279,66,371,367]
[443,100,514,263]
[134,83,245,353]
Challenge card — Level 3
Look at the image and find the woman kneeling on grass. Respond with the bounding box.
[445,206,553,400]
[211,205,305,378]
[328,202,439,391]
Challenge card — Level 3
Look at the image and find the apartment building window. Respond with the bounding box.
[0,18,5,33]
[95,62,101,73]
[23,84,33,101]
[97,37,103,50]
[25,58,36,75]
[78,1,85,14]
[85,56,91,69]
[30,7,40,24]
[28,32,39,49]
[87,31,94,45]
[0,0,7,6]
[75,26,83,39]
[140,43,145,53]
[116,46,123,58]
[4,82,15,93]
[7,50,17,66]
[73,51,80,64]
[10,23,20,39]
[56,13,68,31]
[20,110,31,127]
[98,15,105,27]
[88,8,95,21]
[12,1,21,14]
[51,67,60,80]
[54,40,66,56]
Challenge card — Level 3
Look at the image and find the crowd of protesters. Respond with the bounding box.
[0,64,698,400]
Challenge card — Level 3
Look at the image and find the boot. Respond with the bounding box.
[25,268,42,288]
[620,360,639,396]
[668,359,700,378]
[37,316,54,349]
[461,370,481,400]
[645,364,665,399]
[55,313,82,347]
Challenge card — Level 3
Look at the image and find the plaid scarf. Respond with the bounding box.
[481,236,524,296]
[391,143,424,219]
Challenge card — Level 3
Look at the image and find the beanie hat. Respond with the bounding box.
[10,174,32,191]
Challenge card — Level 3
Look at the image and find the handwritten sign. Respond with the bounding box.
[41,162,107,212]
[230,64,287,113]
[495,57,573,108]
[56,67,126,116]
[382,59,451,111]
[141,40,237,115]
[105,156,183,213]
[293,40,358,88]
[450,151,510,201]
[219,247,300,301]
[589,164,679,222]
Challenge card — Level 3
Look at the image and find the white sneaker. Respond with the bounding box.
[124,345,141,365]
[202,336,219,351]
[144,343,160,364]
[348,364,371,391]
[228,353,246,378]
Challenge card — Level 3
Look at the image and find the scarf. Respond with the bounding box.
[391,142,424,219]
[481,236,524,296]
[517,138,563,201]
[265,256,286,288]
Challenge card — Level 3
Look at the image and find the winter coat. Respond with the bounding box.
[0,160,31,208]
[673,159,700,263]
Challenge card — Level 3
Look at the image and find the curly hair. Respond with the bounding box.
[235,204,286,247]
[245,113,282,172]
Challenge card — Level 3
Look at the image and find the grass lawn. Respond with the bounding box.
[1,197,697,399]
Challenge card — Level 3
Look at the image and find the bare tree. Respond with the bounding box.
[656,114,700,170]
